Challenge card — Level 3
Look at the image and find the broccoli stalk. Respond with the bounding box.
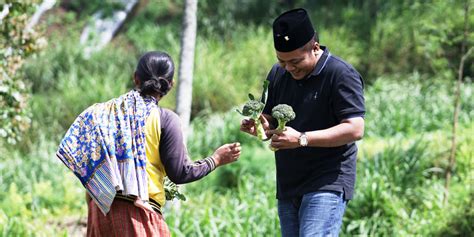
[272,104,296,132]
[270,104,296,151]
[237,80,269,140]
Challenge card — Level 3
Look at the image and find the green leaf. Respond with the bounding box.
[261,80,269,104]
[248,93,255,100]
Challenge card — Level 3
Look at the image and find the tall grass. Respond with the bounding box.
[365,73,473,137]
[343,123,473,236]
[167,159,280,237]
[0,136,85,236]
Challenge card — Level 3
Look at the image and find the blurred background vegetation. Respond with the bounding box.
[1,0,473,236]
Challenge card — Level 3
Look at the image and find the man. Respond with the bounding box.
[241,8,365,236]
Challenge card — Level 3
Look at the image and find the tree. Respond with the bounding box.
[175,0,197,141]
[0,1,46,144]
[445,0,472,204]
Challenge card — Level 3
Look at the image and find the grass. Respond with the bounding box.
[343,122,474,236]
[0,137,86,236]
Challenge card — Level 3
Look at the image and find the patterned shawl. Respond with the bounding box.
[56,90,158,214]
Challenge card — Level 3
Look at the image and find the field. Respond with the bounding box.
[1,1,473,236]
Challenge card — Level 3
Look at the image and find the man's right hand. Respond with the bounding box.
[240,114,271,136]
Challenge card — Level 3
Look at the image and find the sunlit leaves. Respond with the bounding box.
[0,0,46,144]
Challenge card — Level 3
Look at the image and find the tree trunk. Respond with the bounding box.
[176,0,197,142]
[444,0,471,204]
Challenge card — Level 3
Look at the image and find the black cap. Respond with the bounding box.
[273,8,315,52]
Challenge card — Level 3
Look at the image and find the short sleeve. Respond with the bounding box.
[332,68,365,122]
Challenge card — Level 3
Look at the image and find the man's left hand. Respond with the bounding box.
[267,126,301,150]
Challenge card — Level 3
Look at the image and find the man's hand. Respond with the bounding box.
[240,114,271,136]
[266,126,301,150]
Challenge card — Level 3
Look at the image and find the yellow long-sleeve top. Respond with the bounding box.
[144,107,216,207]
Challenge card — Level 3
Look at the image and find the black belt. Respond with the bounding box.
[115,193,162,215]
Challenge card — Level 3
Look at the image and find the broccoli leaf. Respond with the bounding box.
[261,80,269,105]
[248,93,255,100]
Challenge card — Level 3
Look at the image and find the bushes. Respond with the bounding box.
[365,73,473,137]
[343,124,473,236]
[0,1,46,144]
[22,37,137,146]
[2,80,473,235]
[0,137,85,236]
[167,171,280,236]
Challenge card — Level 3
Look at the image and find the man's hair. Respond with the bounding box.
[301,34,318,52]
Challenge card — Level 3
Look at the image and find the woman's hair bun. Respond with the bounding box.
[135,51,175,97]
[141,76,171,96]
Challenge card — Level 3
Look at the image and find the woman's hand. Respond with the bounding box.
[212,142,241,167]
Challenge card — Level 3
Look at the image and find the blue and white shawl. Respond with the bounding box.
[56,90,157,214]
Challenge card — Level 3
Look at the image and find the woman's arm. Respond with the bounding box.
[159,109,240,184]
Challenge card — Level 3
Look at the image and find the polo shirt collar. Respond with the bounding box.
[310,46,331,77]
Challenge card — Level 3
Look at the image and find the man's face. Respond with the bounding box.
[276,42,318,80]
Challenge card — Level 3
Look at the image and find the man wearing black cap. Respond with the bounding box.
[241,8,365,236]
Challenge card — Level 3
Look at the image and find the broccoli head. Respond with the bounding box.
[271,104,296,131]
[236,80,270,141]
[242,100,265,118]
[237,100,266,140]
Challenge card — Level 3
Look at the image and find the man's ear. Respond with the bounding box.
[312,42,321,56]
[313,41,320,51]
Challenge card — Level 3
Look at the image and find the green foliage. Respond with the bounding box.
[164,177,186,201]
[301,0,472,80]
[187,110,263,160]
[2,1,473,236]
[126,14,275,118]
[414,0,473,76]
[0,0,45,144]
[0,137,85,236]
[343,124,473,236]
[2,85,473,236]
[197,145,275,191]
[197,0,305,38]
[365,73,473,137]
[191,26,274,116]
[60,0,125,18]
[22,36,137,146]
[166,170,279,236]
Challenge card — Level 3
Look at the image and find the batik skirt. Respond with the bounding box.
[87,198,170,237]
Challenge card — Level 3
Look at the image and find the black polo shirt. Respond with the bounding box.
[263,46,365,200]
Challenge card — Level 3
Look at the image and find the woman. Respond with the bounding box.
[56,51,241,236]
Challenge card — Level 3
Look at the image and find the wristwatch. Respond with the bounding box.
[298,132,308,147]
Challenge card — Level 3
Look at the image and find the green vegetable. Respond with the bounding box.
[270,104,296,151]
[271,104,296,132]
[164,177,186,201]
[237,81,269,140]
